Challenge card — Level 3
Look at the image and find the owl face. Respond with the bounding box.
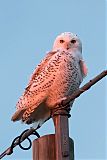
[53,32,82,52]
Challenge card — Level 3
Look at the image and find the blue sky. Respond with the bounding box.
[0,0,106,159]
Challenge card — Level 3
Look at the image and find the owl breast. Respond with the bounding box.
[45,51,83,108]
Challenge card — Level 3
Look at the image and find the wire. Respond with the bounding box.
[0,127,40,159]
[54,70,107,108]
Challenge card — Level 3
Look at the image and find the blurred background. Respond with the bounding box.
[0,0,106,159]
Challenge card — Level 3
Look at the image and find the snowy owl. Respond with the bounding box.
[11,32,88,129]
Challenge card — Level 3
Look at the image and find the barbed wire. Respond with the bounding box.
[0,70,107,159]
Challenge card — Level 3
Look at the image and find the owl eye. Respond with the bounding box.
[71,39,76,44]
[60,39,64,43]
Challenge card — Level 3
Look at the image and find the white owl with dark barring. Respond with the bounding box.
[11,32,88,129]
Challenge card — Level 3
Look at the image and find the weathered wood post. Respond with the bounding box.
[52,108,74,160]
[33,134,56,160]
[32,108,74,160]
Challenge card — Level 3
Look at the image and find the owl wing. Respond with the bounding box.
[11,51,57,122]
[79,59,88,78]
[28,51,57,86]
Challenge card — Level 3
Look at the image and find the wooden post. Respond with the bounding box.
[33,109,74,160]
[53,115,69,159]
[53,109,73,160]
[33,134,74,160]
[33,134,56,160]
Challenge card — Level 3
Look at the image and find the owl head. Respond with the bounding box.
[53,32,82,52]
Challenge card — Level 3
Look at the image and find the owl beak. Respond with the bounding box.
[66,43,71,50]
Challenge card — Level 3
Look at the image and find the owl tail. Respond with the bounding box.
[11,109,26,121]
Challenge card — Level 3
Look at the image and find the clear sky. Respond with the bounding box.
[0,0,106,160]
